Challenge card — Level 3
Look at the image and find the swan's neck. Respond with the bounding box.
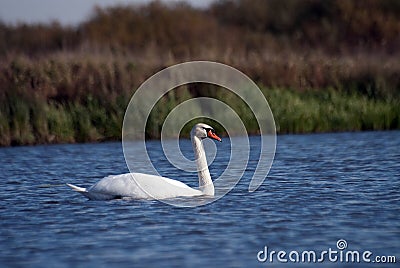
[191,136,215,196]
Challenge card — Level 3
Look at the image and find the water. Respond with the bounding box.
[0,131,399,267]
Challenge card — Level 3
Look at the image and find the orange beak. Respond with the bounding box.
[207,130,222,142]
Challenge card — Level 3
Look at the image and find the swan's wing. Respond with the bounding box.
[87,173,148,199]
[147,175,194,189]
[130,173,203,199]
[88,173,202,199]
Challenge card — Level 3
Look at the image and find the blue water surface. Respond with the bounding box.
[0,131,399,267]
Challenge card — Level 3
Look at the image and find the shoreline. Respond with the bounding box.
[1,129,399,148]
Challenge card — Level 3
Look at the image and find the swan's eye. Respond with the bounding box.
[204,127,214,134]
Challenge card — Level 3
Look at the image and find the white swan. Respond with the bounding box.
[67,123,222,200]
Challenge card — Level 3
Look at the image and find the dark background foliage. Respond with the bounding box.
[0,0,399,145]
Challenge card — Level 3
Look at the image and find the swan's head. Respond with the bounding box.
[191,123,222,142]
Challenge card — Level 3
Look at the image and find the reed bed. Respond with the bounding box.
[1,0,399,146]
[0,55,398,146]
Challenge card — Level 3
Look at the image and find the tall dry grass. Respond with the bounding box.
[0,53,399,146]
[0,0,399,145]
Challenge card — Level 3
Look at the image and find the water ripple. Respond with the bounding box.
[0,132,399,267]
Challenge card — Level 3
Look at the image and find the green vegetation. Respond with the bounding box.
[265,88,399,133]
[0,0,399,146]
[0,74,400,146]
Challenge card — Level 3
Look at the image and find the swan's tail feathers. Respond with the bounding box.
[66,183,87,193]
